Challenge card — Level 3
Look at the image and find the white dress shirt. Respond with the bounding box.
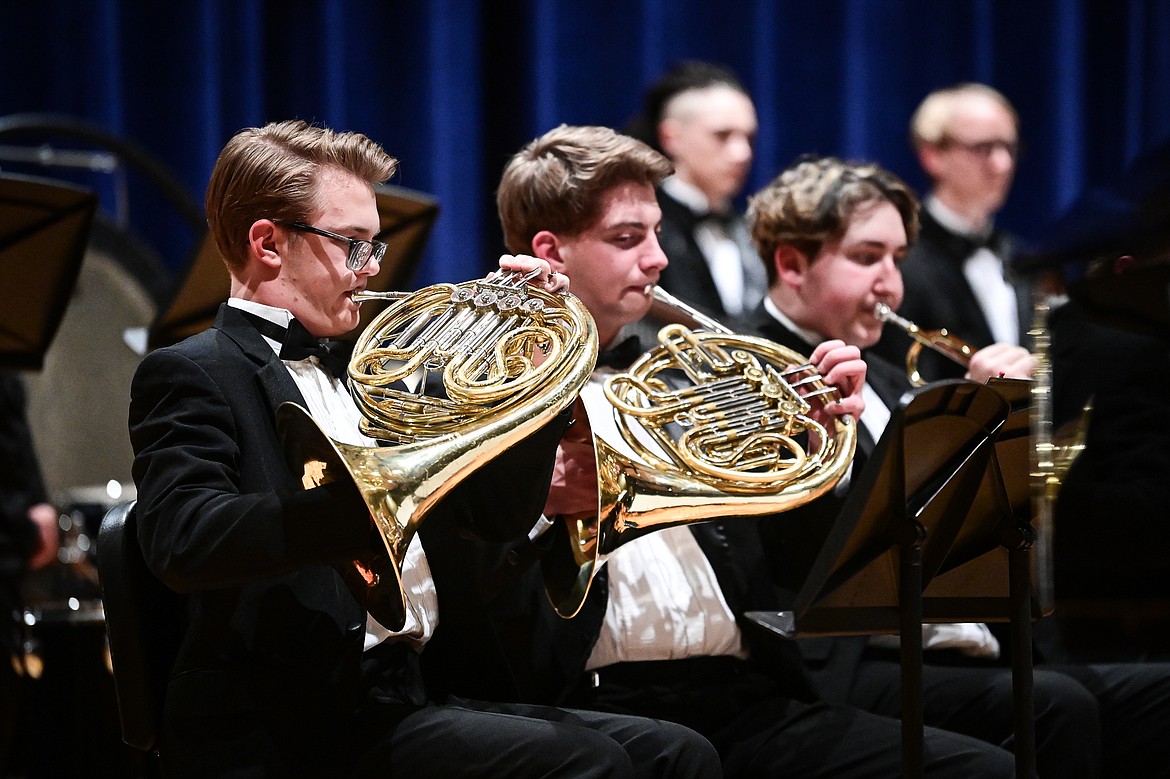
[926,197,1020,346]
[662,176,767,318]
[577,372,746,670]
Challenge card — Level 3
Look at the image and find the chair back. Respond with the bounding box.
[97,501,183,753]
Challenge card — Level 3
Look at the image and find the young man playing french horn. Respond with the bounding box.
[128,118,721,779]
[483,124,1017,778]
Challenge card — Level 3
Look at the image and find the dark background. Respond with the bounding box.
[2,0,1168,296]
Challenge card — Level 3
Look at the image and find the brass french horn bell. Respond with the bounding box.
[874,302,975,385]
[279,265,598,631]
[543,286,857,619]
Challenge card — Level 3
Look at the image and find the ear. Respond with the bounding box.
[530,230,566,273]
[657,117,682,158]
[773,245,810,289]
[917,142,945,181]
[247,219,283,270]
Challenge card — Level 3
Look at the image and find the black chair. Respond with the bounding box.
[97,501,183,775]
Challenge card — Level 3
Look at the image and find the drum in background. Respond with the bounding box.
[24,223,158,498]
[11,218,161,779]
[12,484,140,779]
[19,483,137,640]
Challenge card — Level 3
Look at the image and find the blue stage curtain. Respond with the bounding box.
[2,0,1168,291]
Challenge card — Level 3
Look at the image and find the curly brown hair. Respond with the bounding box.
[747,156,919,285]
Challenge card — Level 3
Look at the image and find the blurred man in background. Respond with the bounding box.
[873,83,1029,380]
[625,61,767,326]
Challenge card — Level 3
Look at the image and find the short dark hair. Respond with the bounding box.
[624,61,749,154]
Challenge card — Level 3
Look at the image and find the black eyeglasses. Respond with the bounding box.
[939,137,1021,161]
[282,221,387,271]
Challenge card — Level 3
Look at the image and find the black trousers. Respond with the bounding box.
[566,656,1014,779]
[350,695,723,779]
[849,655,1170,779]
[159,639,720,779]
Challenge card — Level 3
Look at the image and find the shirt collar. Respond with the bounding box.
[228,298,294,354]
[661,175,726,216]
[925,195,995,242]
[763,295,825,346]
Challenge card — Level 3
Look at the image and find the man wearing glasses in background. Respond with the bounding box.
[874,83,1030,382]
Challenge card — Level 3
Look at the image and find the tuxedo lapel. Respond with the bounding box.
[656,190,725,316]
[916,212,1000,348]
[859,350,913,410]
[742,304,815,357]
[214,303,310,418]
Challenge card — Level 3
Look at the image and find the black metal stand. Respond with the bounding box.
[898,534,927,778]
[1008,530,1039,779]
[747,380,1031,779]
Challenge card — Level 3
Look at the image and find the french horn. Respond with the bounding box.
[278,264,598,631]
[543,286,857,618]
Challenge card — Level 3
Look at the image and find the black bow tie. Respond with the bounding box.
[240,311,351,378]
[700,208,739,231]
[596,335,644,370]
[946,227,1005,259]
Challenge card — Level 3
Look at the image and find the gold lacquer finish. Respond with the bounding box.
[544,286,856,618]
[278,267,598,631]
[874,302,976,385]
[1028,293,1090,612]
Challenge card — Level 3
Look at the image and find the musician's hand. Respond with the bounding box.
[27,502,59,571]
[544,401,597,518]
[497,254,570,293]
[808,340,867,423]
[967,343,1037,383]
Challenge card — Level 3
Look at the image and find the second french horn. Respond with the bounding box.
[543,286,857,618]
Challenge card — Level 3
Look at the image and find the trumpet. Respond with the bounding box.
[874,302,976,385]
[279,266,598,630]
[543,286,856,618]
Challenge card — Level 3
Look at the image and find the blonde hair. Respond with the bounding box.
[204,119,398,272]
[747,156,919,285]
[497,124,672,254]
[910,83,1018,149]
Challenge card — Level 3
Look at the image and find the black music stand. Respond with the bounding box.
[147,184,439,350]
[746,380,1017,778]
[917,377,1044,779]
[0,173,98,369]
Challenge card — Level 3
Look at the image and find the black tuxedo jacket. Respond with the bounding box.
[464,518,822,708]
[129,303,563,774]
[873,208,1032,381]
[654,188,770,330]
[742,303,918,703]
[1046,301,1170,599]
[656,189,728,320]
